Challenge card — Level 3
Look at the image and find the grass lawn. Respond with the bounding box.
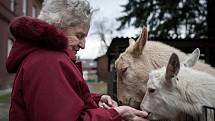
[87,81,107,94]
[0,93,10,121]
[0,93,11,103]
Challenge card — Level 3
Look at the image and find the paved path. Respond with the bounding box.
[0,103,10,121]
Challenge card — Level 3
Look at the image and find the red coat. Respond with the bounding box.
[6,16,121,121]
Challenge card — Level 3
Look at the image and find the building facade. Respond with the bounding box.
[0,0,42,89]
[95,55,112,82]
[81,59,98,82]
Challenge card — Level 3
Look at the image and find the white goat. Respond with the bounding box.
[140,48,215,121]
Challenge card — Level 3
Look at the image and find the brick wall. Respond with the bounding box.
[0,0,42,89]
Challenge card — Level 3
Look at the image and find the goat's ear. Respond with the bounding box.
[129,38,136,46]
[183,48,200,67]
[131,27,148,57]
[165,53,180,81]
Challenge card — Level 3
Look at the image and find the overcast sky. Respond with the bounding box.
[77,0,141,59]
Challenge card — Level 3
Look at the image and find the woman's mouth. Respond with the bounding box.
[73,50,77,55]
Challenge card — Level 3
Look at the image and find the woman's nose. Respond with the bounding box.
[78,39,85,49]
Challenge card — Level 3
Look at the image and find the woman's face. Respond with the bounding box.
[64,23,90,56]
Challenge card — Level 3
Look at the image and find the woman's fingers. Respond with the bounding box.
[99,95,118,108]
[134,110,148,118]
[98,102,103,108]
[106,96,113,106]
[102,103,111,109]
[111,100,118,107]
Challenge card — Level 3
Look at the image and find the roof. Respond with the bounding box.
[107,37,215,57]
[106,37,130,57]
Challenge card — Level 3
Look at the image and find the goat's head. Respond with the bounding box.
[140,48,200,120]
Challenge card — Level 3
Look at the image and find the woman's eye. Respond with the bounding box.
[76,35,82,39]
[75,34,85,40]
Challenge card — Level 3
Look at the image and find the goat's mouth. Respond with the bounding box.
[126,98,142,109]
[147,112,155,120]
[117,97,141,109]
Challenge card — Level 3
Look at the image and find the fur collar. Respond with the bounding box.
[9,16,68,50]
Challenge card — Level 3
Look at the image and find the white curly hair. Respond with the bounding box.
[38,0,93,29]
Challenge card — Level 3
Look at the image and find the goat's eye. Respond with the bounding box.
[148,88,155,93]
[121,67,127,74]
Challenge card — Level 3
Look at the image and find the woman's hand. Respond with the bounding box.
[98,95,118,109]
[98,95,148,121]
[114,106,149,121]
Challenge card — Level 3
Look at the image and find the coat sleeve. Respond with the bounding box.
[22,54,121,121]
[91,93,103,105]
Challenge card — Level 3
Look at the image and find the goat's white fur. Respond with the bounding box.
[115,28,215,109]
[141,48,215,121]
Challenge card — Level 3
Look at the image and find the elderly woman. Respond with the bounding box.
[6,0,148,121]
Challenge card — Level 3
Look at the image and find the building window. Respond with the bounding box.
[23,0,28,15]
[32,6,36,17]
[10,0,15,11]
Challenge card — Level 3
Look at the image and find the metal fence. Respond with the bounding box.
[154,106,215,121]
[199,106,214,121]
[184,106,215,121]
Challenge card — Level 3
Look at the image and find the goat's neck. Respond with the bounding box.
[176,68,215,116]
